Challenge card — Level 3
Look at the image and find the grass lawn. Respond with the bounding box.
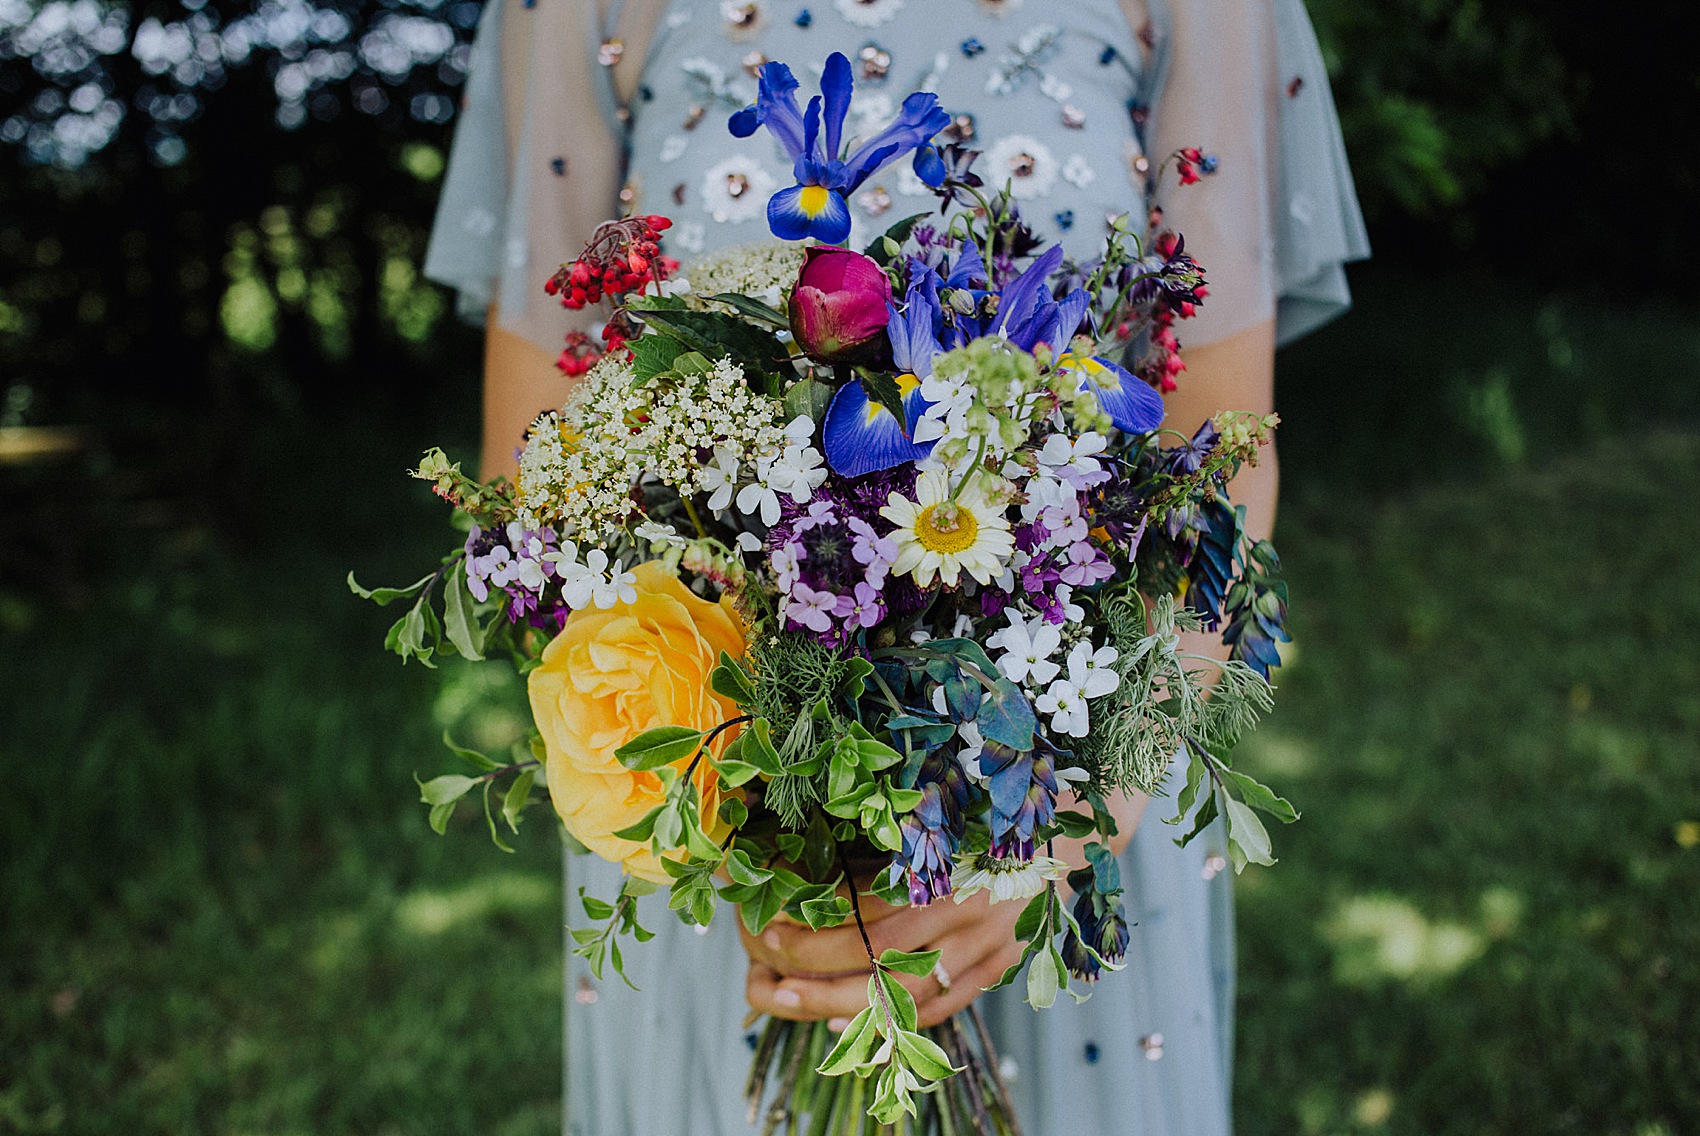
[2,268,1696,1134]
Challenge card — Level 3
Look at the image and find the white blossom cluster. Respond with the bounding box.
[515,354,646,537]
[915,338,1107,474]
[641,357,797,498]
[679,241,807,311]
[988,610,1122,739]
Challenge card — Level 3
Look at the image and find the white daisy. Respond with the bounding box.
[880,469,1015,589]
[950,853,1070,904]
[700,156,777,224]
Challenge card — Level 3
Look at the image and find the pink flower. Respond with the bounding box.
[784,582,853,634]
[789,246,892,363]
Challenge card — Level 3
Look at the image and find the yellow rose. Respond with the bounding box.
[528,561,746,882]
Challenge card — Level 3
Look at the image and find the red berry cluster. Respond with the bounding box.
[543,213,680,374]
[545,214,676,312]
[555,330,600,377]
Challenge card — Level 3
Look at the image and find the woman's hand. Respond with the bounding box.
[742,890,1026,1029]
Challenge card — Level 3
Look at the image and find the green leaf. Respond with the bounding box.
[714,758,764,788]
[710,652,757,707]
[440,731,501,771]
[894,1030,958,1080]
[705,291,789,328]
[1012,888,1050,944]
[347,570,433,607]
[625,302,790,382]
[742,718,783,775]
[615,726,706,771]
[784,377,836,425]
[798,892,852,930]
[1026,944,1060,1009]
[580,891,615,921]
[874,970,920,1033]
[723,848,773,887]
[718,797,749,828]
[1224,796,1276,867]
[1173,785,1220,849]
[1167,745,1208,826]
[976,678,1037,751]
[427,800,455,835]
[417,774,479,806]
[1052,809,1097,840]
[482,781,515,853]
[442,559,485,662]
[817,1008,878,1076]
[859,371,906,423]
[1220,767,1300,824]
[611,806,661,843]
[501,768,535,832]
[628,334,688,381]
[878,948,942,978]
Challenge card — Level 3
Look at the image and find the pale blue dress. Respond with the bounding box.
[424,2,1368,1133]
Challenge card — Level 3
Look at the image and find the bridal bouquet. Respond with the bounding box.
[356,52,1294,1134]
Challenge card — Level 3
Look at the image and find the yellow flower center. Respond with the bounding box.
[798,184,832,216]
[915,503,980,555]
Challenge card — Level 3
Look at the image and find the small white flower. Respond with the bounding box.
[633,521,686,549]
[735,531,763,553]
[701,446,742,512]
[590,556,638,609]
[1036,677,1090,737]
[993,610,1063,686]
[950,854,1070,904]
[659,134,689,163]
[1067,640,1121,699]
[984,135,1057,200]
[672,221,706,253]
[1036,431,1110,489]
[701,156,777,224]
[1055,584,1086,624]
[835,0,904,27]
[1062,153,1097,189]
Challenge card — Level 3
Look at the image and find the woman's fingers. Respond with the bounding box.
[913,936,1027,1027]
[747,961,881,1021]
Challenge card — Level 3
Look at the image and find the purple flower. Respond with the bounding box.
[784,581,851,634]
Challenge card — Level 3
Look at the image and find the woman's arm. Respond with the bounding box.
[480,316,566,481]
[742,318,1279,1028]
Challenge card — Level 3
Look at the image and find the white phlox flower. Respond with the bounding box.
[547,543,599,610]
[701,446,742,512]
[1037,431,1110,489]
[992,609,1063,685]
[590,553,638,609]
[1067,640,1121,699]
[1054,584,1087,624]
[1036,677,1090,737]
[950,853,1071,904]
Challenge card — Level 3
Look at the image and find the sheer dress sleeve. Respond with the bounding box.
[1145,0,1368,348]
[423,0,663,354]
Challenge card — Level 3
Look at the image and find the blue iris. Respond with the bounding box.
[729,52,951,244]
[822,268,944,476]
[1062,353,1166,436]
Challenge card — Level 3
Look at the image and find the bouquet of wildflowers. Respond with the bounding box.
[356,51,1294,1134]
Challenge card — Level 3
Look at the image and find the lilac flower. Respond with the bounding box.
[784,581,851,634]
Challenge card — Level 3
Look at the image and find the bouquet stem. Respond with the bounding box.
[746,1012,1023,1136]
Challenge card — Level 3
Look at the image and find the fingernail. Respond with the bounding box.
[773,988,801,1008]
[827,1017,850,1032]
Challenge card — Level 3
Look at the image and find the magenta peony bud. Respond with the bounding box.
[788,246,892,363]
